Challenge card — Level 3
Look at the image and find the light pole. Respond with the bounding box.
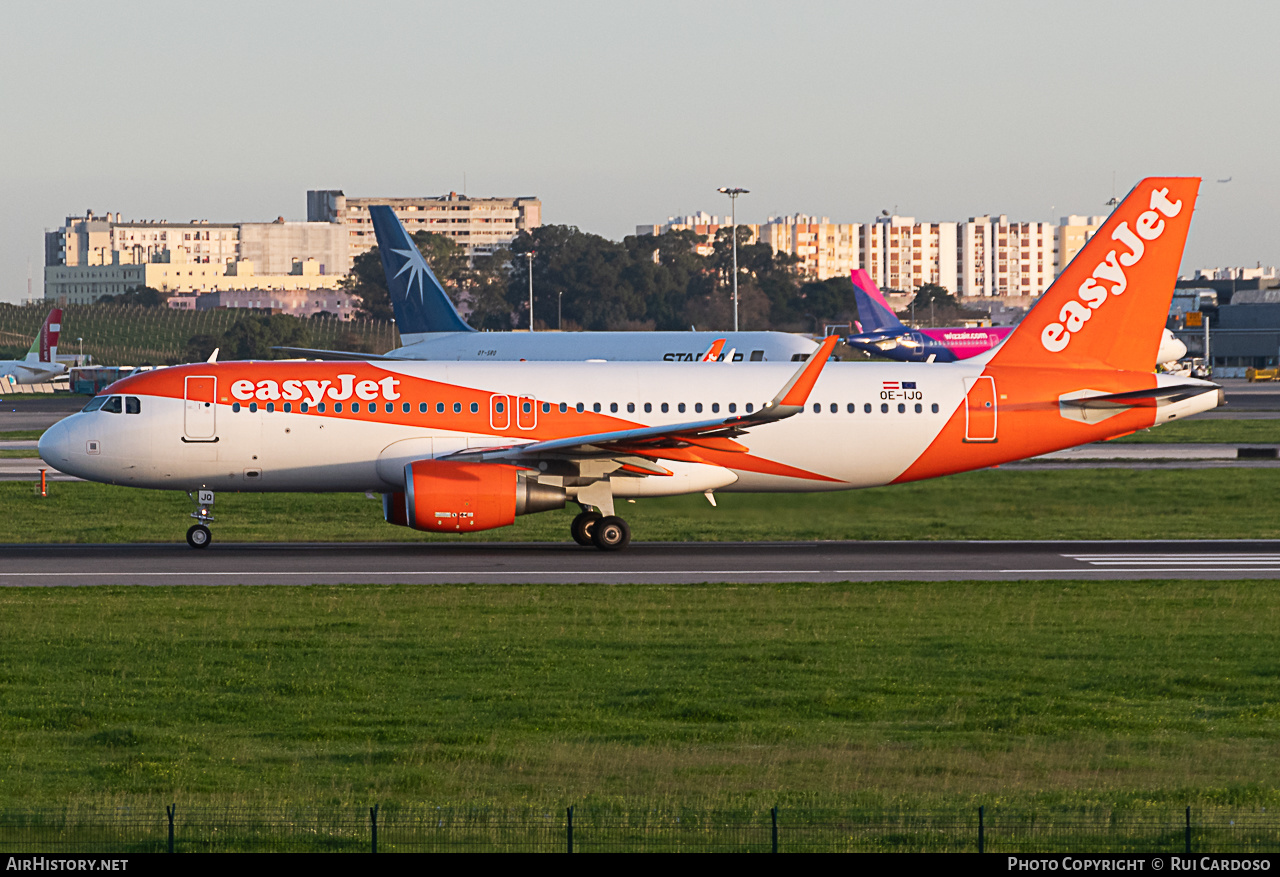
[77,337,83,364]
[718,187,749,332]
[525,251,535,331]
[558,291,563,331]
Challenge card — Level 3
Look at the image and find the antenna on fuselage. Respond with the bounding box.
[206,348,220,364]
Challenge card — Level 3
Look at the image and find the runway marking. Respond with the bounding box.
[1062,553,1280,572]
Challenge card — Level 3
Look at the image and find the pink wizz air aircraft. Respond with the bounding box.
[845,270,1012,362]
[846,270,1187,365]
[40,178,1220,550]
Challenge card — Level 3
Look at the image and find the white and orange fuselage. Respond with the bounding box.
[38,177,1220,544]
[39,357,1218,495]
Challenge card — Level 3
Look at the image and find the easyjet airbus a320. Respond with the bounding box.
[40,178,1221,550]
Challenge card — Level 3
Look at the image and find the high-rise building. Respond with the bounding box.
[641,208,1088,299]
[757,215,861,282]
[308,190,542,263]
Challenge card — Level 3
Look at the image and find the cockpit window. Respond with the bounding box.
[100,396,123,414]
[81,396,107,413]
[125,396,141,414]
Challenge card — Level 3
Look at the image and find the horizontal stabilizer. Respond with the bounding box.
[1060,383,1223,410]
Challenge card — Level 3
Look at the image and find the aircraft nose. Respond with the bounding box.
[38,418,70,468]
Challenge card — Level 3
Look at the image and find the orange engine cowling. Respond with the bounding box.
[394,460,566,533]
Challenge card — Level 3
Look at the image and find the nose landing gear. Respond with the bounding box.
[186,524,212,549]
[185,489,215,549]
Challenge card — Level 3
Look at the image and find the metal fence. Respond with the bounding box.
[2,805,1278,853]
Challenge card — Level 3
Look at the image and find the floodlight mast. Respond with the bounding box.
[526,250,535,331]
[718,187,749,332]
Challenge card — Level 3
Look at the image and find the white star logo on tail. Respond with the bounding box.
[391,247,426,302]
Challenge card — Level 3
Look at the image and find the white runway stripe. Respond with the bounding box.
[1063,553,1280,571]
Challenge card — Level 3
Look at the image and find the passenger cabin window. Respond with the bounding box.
[661,403,669,414]
[101,396,123,414]
[644,403,652,413]
[812,403,821,413]
[593,403,601,413]
[82,396,107,413]
[678,403,686,413]
[610,402,618,413]
[864,403,872,413]
[627,403,635,413]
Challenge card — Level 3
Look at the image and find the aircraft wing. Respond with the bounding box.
[271,346,409,361]
[446,335,840,468]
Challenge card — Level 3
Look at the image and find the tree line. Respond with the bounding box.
[346,225,883,334]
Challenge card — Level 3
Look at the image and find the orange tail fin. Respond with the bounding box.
[991,177,1200,371]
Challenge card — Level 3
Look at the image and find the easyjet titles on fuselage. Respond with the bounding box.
[231,375,402,405]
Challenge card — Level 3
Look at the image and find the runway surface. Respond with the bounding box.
[3,540,1280,586]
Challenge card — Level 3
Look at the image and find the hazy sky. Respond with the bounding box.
[3,0,1277,303]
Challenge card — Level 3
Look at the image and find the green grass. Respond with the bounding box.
[2,467,1279,543]
[2,581,1279,810]
[0,431,48,441]
[0,303,398,366]
[0,449,38,458]
[1114,419,1280,443]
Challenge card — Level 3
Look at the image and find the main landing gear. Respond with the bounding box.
[571,510,631,551]
[185,489,216,549]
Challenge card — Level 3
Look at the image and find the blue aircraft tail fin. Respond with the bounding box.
[368,205,474,335]
[850,269,905,333]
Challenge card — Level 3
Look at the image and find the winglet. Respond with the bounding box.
[758,334,839,418]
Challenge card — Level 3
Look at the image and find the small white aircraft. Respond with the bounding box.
[1,309,67,387]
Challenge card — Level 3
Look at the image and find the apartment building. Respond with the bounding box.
[757,215,861,282]
[641,207,1093,298]
[45,210,346,303]
[308,190,542,263]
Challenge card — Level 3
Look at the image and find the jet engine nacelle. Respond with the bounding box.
[386,460,566,532]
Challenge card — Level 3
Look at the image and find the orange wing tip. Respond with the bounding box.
[778,335,840,407]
